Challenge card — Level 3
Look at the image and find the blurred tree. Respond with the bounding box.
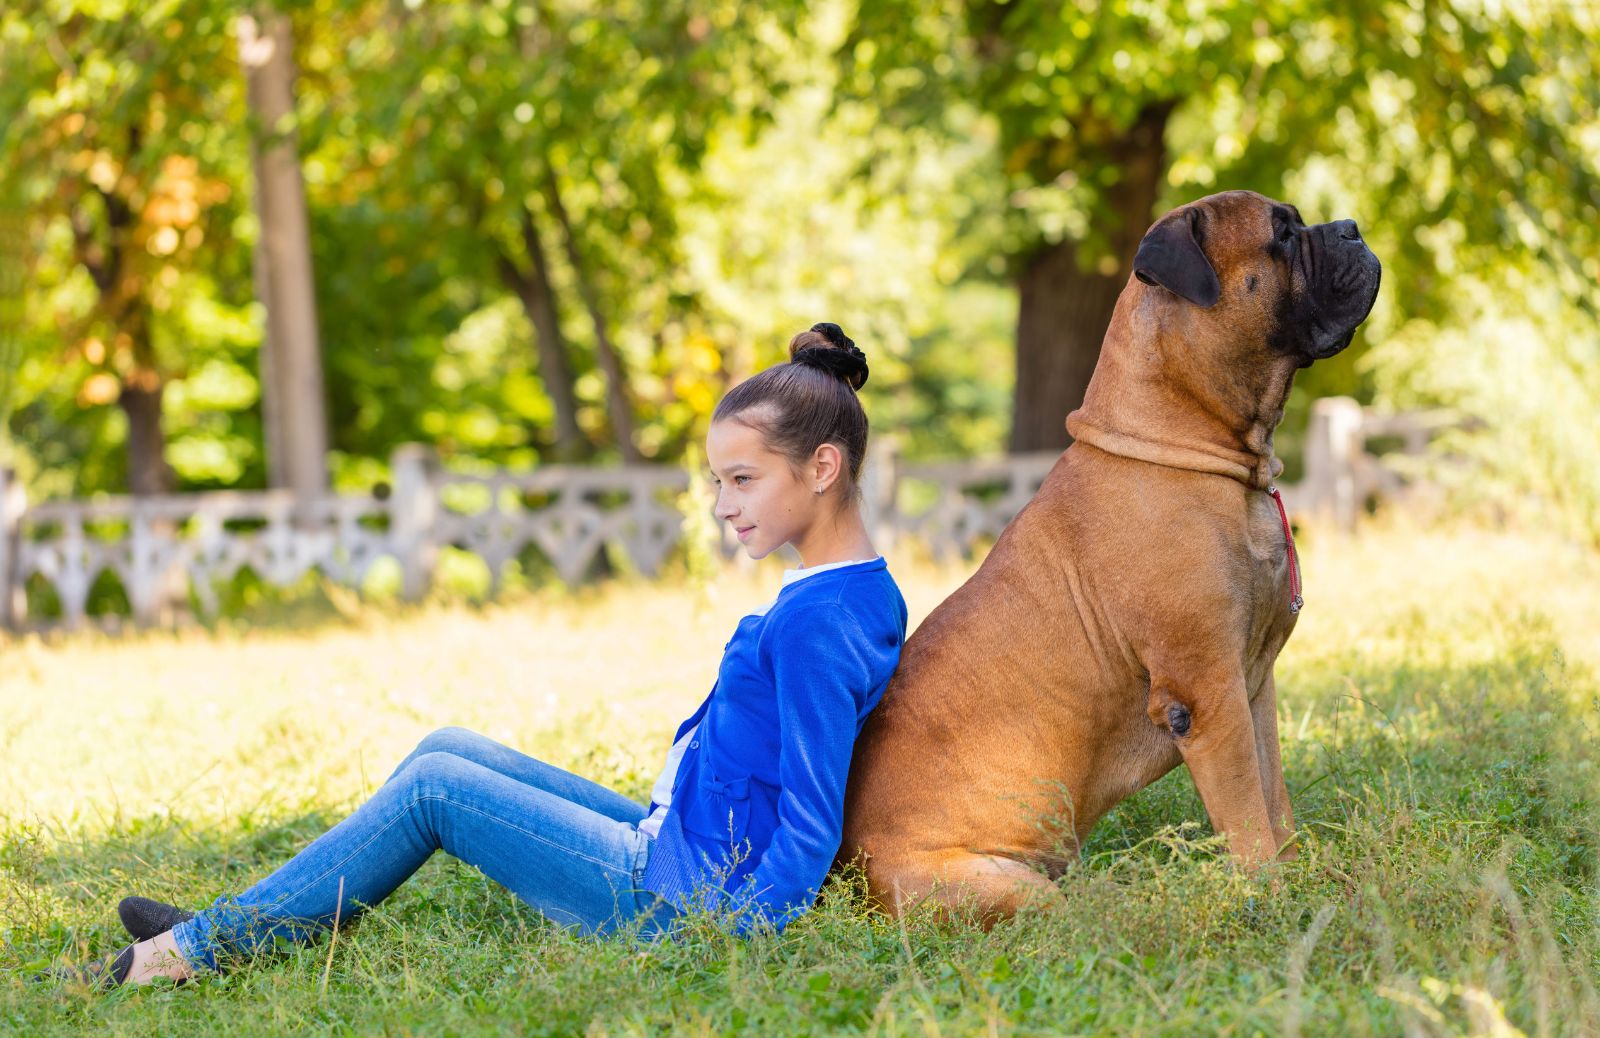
[676,4,1018,461]
[543,170,639,463]
[846,0,1600,451]
[0,188,27,468]
[5,0,1591,518]
[0,0,249,494]
[238,6,329,501]
[317,0,796,463]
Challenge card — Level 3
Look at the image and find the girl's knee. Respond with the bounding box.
[397,750,477,796]
[388,727,492,786]
[413,725,483,758]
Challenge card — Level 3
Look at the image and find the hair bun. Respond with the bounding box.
[789,322,869,390]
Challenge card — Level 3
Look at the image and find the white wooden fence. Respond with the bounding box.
[0,398,1455,632]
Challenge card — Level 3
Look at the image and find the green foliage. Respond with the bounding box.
[846,0,1600,291]
[0,184,28,466]
[1364,274,1600,548]
[1,0,1596,515]
[0,0,261,493]
[845,0,1600,450]
[675,10,1016,459]
[308,0,804,464]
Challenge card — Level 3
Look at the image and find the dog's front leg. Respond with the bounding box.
[1251,673,1297,859]
[1148,673,1277,868]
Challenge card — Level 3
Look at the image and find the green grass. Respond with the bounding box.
[3,522,1598,1036]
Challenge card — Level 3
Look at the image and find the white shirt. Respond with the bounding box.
[636,557,881,838]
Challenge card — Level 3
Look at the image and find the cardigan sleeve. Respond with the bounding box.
[730,602,879,934]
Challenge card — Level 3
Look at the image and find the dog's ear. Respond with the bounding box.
[1133,208,1221,308]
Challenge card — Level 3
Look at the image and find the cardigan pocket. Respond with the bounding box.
[681,774,752,861]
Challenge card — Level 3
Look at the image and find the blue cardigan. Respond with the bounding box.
[639,557,906,932]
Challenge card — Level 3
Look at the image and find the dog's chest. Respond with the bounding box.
[1241,492,1299,655]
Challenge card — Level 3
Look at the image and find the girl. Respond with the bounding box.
[57,322,908,987]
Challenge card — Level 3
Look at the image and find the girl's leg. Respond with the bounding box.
[386,727,648,824]
[170,751,672,972]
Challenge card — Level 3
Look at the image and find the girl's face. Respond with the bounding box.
[706,417,827,561]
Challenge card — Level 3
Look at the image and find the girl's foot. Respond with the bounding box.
[38,930,193,989]
[118,895,194,941]
[123,930,194,986]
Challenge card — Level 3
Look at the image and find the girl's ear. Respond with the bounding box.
[811,442,843,492]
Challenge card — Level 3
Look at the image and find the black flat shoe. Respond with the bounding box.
[118,896,194,942]
[36,943,135,989]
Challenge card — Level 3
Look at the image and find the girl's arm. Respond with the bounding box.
[731,604,880,933]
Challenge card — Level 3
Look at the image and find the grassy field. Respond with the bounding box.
[3,519,1598,1036]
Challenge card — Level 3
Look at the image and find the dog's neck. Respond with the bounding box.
[1065,310,1299,492]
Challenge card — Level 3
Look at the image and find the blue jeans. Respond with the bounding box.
[170,727,677,971]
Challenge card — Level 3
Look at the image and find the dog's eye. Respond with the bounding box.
[1276,223,1295,244]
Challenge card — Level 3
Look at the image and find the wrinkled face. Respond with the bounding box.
[1261,201,1384,364]
[705,417,817,561]
[1132,190,1382,369]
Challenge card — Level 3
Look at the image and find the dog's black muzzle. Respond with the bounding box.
[1292,219,1382,364]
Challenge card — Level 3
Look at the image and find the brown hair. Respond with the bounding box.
[712,322,871,505]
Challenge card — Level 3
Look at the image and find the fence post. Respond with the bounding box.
[1304,396,1364,531]
[863,434,899,554]
[390,444,439,601]
[0,466,20,629]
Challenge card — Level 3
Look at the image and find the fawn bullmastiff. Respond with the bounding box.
[841,190,1382,923]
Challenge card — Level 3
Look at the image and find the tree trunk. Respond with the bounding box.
[542,171,641,463]
[71,158,176,497]
[117,298,175,496]
[120,369,173,496]
[1009,103,1174,453]
[496,205,586,460]
[253,228,287,488]
[239,9,329,502]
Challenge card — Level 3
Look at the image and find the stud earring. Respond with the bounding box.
[815,486,823,494]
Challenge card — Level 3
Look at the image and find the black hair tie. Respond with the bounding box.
[794,346,869,390]
[795,323,869,389]
[811,322,855,350]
